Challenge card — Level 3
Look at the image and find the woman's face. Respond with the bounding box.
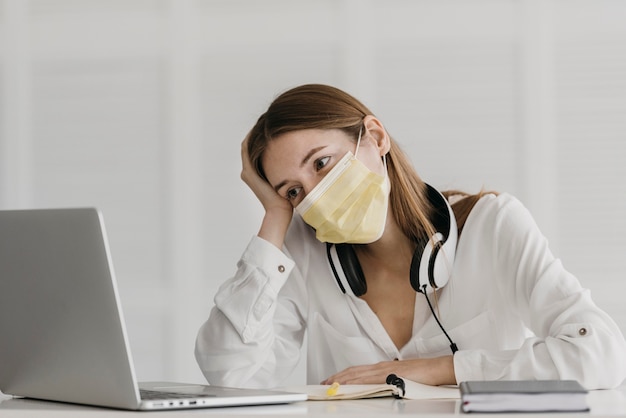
[262,127,386,207]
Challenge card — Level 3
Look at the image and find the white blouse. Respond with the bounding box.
[195,193,626,389]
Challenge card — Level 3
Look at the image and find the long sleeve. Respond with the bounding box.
[194,235,307,389]
[453,195,626,389]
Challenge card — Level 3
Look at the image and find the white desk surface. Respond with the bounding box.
[1,385,626,417]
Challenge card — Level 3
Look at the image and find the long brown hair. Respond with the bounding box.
[246,84,487,241]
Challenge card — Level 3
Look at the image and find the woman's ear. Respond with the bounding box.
[363,115,391,156]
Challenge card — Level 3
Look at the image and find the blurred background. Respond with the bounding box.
[1,0,625,387]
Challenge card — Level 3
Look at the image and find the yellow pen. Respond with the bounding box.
[326,382,340,396]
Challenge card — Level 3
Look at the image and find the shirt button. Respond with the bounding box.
[278,265,285,273]
[578,328,587,336]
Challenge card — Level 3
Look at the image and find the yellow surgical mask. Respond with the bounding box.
[295,130,390,244]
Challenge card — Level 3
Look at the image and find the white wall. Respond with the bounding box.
[1,0,625,386]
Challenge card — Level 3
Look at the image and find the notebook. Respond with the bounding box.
[296,378,459,401]
[0,208,307,410]
[459,379,589,413]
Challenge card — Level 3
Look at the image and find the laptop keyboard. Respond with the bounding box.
[140,389,215,400]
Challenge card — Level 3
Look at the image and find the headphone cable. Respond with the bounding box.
[421,285,458,354]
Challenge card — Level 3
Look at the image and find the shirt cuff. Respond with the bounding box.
[242,235,295,292]
[453,350,486,383]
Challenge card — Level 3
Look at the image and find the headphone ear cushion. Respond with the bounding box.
[335,244,367,297]
[410,184,458,293]
[427,241,444,289]
[409,237,427,292]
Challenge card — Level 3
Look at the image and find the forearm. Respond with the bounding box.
[453,319,626,389]
[321,355,456,386]
[195,307,303,388]
[426,355,456,386]
[257,208,292,250]
[195,235,305,388]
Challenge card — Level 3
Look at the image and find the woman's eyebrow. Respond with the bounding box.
[300,146,327,168]
[274,180,287,193]
[273,146,328,193]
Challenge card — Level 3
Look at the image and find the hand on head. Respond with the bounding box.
[241,131,293,249]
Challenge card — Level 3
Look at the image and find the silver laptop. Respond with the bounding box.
[0,208,307,410]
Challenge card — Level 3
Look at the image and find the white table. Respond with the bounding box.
[1,385,626,417]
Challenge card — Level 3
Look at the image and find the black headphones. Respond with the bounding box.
[327,183,458,297]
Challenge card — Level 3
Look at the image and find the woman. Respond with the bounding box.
[195,84,626,389]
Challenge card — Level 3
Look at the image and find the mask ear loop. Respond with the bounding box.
[354,125,363,158]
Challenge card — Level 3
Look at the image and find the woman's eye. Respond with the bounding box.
[315,156,330,171]
[286,187,302,201]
